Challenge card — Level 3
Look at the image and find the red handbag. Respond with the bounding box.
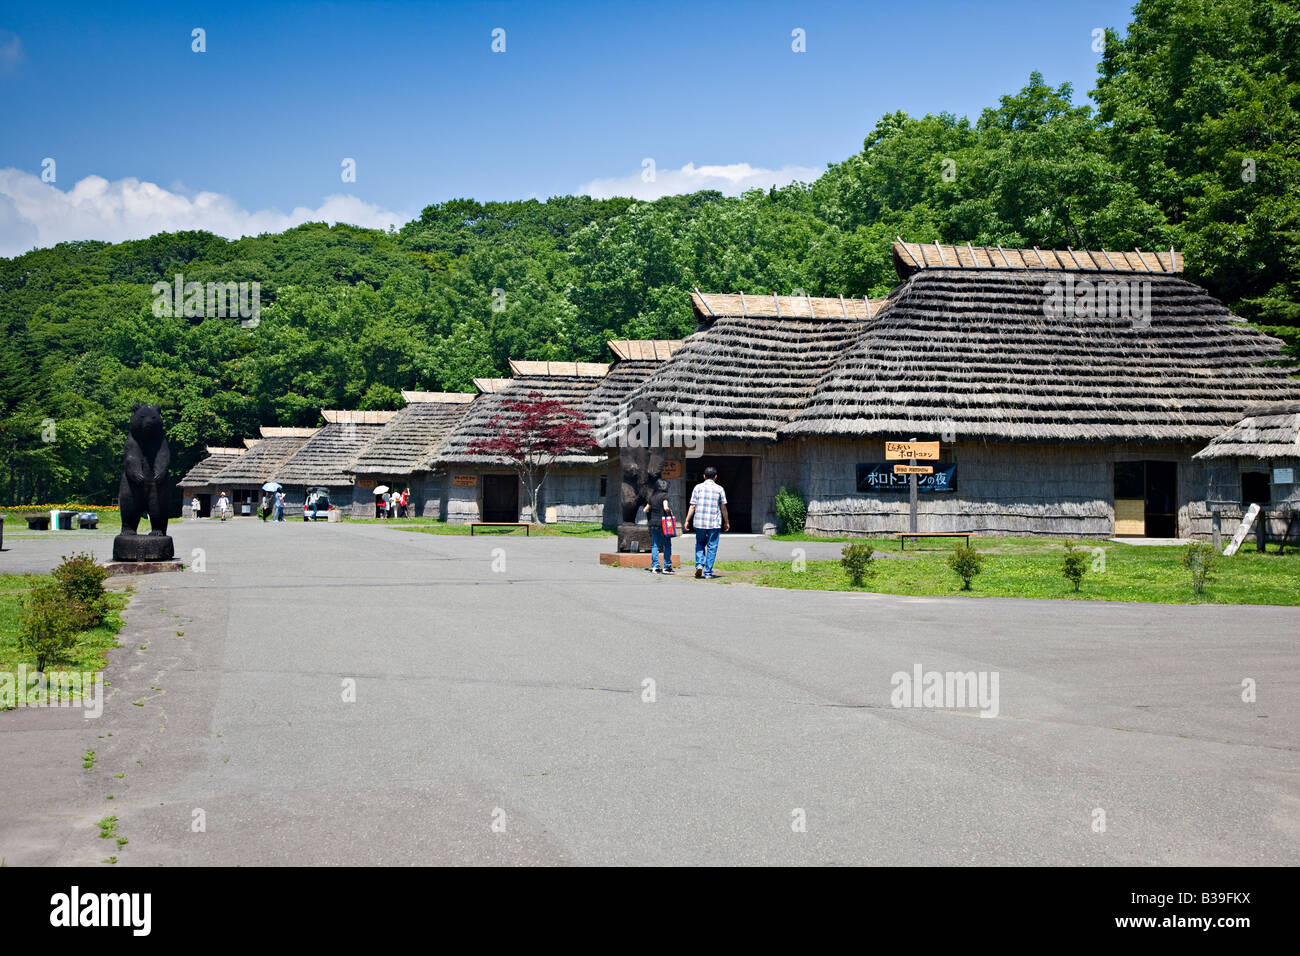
[660,503,678,537]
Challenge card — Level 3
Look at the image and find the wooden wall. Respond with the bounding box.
[1188,455,1300,539]
[794,438,1208,538]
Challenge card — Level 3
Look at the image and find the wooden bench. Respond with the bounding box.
[470,522,530,536]
[24,514,50,530]
[893,532,977,550]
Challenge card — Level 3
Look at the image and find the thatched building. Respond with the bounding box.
[1193,402,1300,543]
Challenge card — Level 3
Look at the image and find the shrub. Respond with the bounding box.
[18,583,80,672]
[947,545,984,591]
[1060,540,1088,592]
[53,552,109,629]
[840,542,876,587]
[774,486,807,535]
[1183,541,1217,596]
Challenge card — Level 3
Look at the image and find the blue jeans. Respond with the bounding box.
[695,528,721,575]
[651,526,672,569]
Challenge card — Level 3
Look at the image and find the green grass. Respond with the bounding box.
[0,573,127,708]
[395,520,611,538]
[719,541,1300,605]
[0,510,122,534]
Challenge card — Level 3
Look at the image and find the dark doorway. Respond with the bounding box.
[1241,472,1271,506]
[1113,460,1178,537]
[482,474,519,522]
[196,493,211,517]
[684,456,752,532]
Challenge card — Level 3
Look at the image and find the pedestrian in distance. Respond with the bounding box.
[644,478,676,574]
[260,493,269,521]
[684,466,729,579]
[274,490,286,522]
[216,491,231,522]
[191,495,201,520]
[400,487,410,518]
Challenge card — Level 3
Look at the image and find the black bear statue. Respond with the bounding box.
[112,403,175,562]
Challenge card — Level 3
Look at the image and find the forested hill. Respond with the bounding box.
[2,0,1297,504]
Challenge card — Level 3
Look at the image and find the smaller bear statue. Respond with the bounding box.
[112,403,175,562]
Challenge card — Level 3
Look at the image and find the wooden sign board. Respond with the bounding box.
[885,441,940,461]
[356,478,375,489]
[660,459,682,480]
[452,474,477,487]
[893,464,933,475]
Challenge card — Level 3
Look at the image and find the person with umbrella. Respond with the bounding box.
[373,485,389,519]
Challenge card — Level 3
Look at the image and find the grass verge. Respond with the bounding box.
[718,542,1300,605]
[394,520,611,538]
[0,573,127,707]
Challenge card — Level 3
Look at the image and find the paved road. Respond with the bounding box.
[2,520,1297,865]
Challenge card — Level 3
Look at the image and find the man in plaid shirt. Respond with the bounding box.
[685,466,730,579]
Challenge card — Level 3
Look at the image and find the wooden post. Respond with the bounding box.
[1256,509,1267,553]
[909,473,919,533]
[1211,512,1222,551]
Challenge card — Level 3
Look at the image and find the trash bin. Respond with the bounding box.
[52,510,75,530]
[0,514,5,550]
[77,512,99,529]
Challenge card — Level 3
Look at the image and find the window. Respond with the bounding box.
[599,475,607,497]
[1241,472,1271,506]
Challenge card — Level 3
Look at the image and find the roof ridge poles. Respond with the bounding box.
[806,291,817,318]
[1083,248,1102,270]
[1066,247,1083,270]
[839,294,849,319]
[897,236,924,269]
[739,291,748,317]
[1134,247,1154,272]
[1032,246,1048,268]
[934,240,949,266]
[694,286,716,317]
[996,244,1012,267]
[1169,246,1177,273]
[863,296,873,320]
[1100,249,1119,270]
[967,241,980,268]
[773,292,781,317]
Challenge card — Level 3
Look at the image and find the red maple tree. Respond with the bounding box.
[467,392,596,524]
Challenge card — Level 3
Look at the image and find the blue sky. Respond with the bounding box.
[0,0,1138,254]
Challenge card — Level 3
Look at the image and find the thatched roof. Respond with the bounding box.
[259,426,318,438]
[401,390,475,404]
[607,339,685,360]
[179,448,245,488]
[507,360,609,377]
[785,269,1300,442]
[691,291,888,321]
[1194,403,1300,460]
[274,421,388,485]
[320,409,398,425]
[434,374,605,466]
[614,315,873,443]
[242,437,261,448]
[473,378,512,393]
[212,433,314,485]
[891,241,1182,278]
[350,401,473,475]
[579,340,686,418]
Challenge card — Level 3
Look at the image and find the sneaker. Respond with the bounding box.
[663,567,675,574]
[646,567,660,573]
[703,573,714,579]
[694,567,703,578]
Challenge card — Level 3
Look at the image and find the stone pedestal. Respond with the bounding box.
[112,533,174,562]
[617,523,651,554]
[106,558,183,576]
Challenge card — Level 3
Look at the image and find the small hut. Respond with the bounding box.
[273,410,395,514]
[348,391,475,517]
[434,362,609,523]
[178,446,249,517]
[209,427,318,515]
[1193,402,1300,547]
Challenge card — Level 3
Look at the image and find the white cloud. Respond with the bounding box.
[0,31,24,74]
[0,168,413,258]
[578,160,822,201]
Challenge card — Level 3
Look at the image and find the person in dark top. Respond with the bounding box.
[644,478,675,574]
